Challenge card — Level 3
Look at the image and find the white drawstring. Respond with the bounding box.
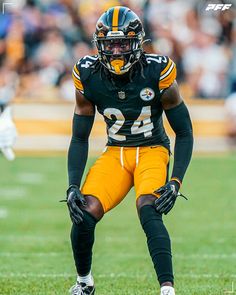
[136,147,139,166]
[102,146,108,153]
[120,147,139,168]
[120,147,124,168]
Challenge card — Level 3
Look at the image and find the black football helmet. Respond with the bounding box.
[93,6,145,75]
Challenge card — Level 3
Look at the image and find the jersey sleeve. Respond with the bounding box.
[159,57,177,91]
[72,63,84,94]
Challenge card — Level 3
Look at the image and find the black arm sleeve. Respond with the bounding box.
[67,114,94,186]
[165,102,193,182]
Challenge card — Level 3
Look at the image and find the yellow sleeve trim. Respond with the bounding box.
[171,177,182,187]
[73,78,83,89]
[159,59,177,90]
[72,64,84,92]
[73,64,80,76]
[160,58,172,76]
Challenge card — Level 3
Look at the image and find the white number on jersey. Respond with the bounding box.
[79,56,98,68]
[103,106,154,141]
[146,55,168,64]
[80,60,93,68]
[103,108,126,141]
[131,106,153,137]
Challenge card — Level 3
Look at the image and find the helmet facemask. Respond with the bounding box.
[94,7,145,75]
[94,31,144,75]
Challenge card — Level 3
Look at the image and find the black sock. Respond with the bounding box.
[70,210,97,276]
[139,205,174,285]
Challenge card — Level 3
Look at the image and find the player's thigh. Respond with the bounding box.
[81,148,133,213]
[134,146,169,200]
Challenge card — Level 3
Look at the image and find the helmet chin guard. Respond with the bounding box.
[93,6,145,75]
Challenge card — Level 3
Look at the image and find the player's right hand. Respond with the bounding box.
[66,185,87,224]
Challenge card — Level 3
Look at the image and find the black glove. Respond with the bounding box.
[66,185,87,224]
[154,180,187,215]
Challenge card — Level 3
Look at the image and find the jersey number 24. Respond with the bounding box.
[103,106,154,141]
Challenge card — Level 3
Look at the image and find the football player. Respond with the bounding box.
[66,6,193,295]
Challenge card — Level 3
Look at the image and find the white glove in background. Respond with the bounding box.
[0,106,17,161]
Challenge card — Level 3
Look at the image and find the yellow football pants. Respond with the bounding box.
[81,146,169,213]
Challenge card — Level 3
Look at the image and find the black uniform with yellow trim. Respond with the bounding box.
[68,7,193,289]
[72,53,176,149]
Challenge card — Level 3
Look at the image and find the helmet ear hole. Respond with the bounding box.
[97,32,105,38]
[94,6,144,75]
[128,31,136,37]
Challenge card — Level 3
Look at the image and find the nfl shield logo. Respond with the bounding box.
[118,91,126,100]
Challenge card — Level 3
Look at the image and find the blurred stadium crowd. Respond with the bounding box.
[0,0,236,104]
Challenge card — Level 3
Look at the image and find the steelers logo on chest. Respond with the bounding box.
[140,88,155,101]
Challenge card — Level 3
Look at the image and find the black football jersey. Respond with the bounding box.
[72,54,177,148]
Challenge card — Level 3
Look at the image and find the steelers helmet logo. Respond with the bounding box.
[140,88,155,101]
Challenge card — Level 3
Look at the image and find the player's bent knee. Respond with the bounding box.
[136,194,157,215]
[83,195,104,221]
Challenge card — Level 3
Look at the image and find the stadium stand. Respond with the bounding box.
[0,0,235,153]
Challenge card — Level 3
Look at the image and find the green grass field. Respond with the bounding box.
[0,154,235,295]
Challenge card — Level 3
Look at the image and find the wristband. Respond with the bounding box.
[170,177,182,187]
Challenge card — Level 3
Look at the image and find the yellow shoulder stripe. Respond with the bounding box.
[72,72,84,91]
[160,58,172,76]
[73,64,80,77]
[159,60,177,90]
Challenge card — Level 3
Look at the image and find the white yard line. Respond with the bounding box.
[0,272,235,279]
[0,252,235,259]
[0,235,227,246]
[0,252,68,257]
[0,188,27,199]
[16,172,45,184]
[104,236,184,243]
[0,273,73,278]
[0,235,66,241]
[175,253,236,259]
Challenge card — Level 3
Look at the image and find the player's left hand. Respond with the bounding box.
[154,180,187,215]
[66,185,87,224]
